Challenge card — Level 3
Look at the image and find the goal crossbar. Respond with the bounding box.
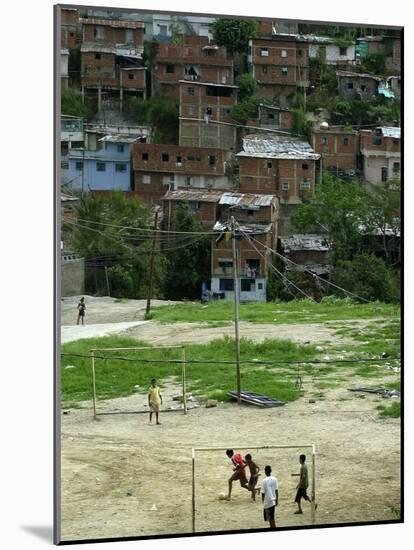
[191,444,316,532]
[89,345,187,420]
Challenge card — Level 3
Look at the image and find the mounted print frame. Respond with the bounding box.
[54,3,403,545]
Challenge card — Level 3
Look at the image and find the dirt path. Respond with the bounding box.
[60,383,400,541]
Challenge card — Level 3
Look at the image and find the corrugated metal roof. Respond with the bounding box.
[81,44,143,57]
[336,70,383,81]
[380,127,401,139]
[219,193,277,208]
[238,135,320,160]
[279,234,330,252]
[80,17,144,28]
[98,135,140,143]
[213,221,273,234]
[162,190,223,203]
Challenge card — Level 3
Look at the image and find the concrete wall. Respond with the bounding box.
[210,277,267,302]
[61,257,85,297]
[362,155,401,185]
[312,130,359,171]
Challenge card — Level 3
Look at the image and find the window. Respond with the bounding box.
[166,64,175,73]
[218,260,233,270]
[126,29,133,42]
[339,46,347,56]
[282,182,290,190]
[347,82,354,89]
[373,137,382,146]
[393,162,400,173]
[159,25,167,36]
[297,49,303,57]
[162,153,169,162]
[128,73,135,80]
[257,282,263,290]
[267,161,272,168]
[143,174,151,184]
[75,161,83,171]
[321,137,328,145]
[381,167,388,182]
[117,144,124,153]
[262,65,268,74]
[281,49,288,58]
[96,161,106,172]
[186,176,192,185]
[188,155,201,161]
[260,48,269,57]
[302,163,309,170]
[361,85,367,91]
[209,155,216,165]
[70,32,74,37]
[188,87,195,96]
[267,113,275,119]
[142,152,148,161]
[300,180,311,190]
[241,279,255,292]
[94,26,104,39]
[95,53,101,60]
[247,209,254,217]
[281,67,288,76]
[115,163,127,173]
[188,201,200,212]
[343,137,349,145]
[61,160,69,169]
[222,108,231,117]
[206,107,213,116]
[188,106,195,115]
[219,278,234,291]
[176,156,182,164]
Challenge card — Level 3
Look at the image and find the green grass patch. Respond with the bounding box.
[150,298,399,326]
[376,401,401,418]
[61,336,316,406]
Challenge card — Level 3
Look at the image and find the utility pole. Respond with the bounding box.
[145,209,159,317]
[231,216,241,405]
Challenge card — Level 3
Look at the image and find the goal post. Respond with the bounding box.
[89,345,187,420]
[191,444,316,533]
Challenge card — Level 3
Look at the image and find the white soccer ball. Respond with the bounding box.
[218,492,226,500]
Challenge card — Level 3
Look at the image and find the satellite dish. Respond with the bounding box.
[320,121,329,130]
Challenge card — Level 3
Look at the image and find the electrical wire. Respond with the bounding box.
[76,217,215,236]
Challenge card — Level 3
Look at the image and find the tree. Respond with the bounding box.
[211,19,256,55]
[235,73,257,101]
[163,205,211,300]
[67,191,166,298]
[291,173,372,259]
[61,88,91,118]
[332,254,399,302]
[146,95,179,144]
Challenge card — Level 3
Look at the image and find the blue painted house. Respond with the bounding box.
[61,135,137,191]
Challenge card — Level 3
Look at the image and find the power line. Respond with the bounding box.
[60,352,400,366]
[75,217,214,236]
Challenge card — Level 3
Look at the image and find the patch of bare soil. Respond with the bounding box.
[60,382,400,541]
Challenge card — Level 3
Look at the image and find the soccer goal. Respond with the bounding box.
[89,345,188,420]
[191,444,316,533]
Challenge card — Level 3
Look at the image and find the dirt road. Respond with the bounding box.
[60,383,400,541]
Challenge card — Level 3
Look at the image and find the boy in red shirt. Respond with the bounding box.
[225,449,249,500]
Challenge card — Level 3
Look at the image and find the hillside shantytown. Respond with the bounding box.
[60,7,401,303]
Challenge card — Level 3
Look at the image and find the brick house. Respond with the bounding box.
[237,135,320,235]
[210,193,279,302]
[61,7,78,49]
[248,36,310,100]
[161,189,223,230]
[311,126,359,174]
[255,104,295,131]
[80,18,145,109]
[132,143,234,205]
[178,80,239,150]
[152,35,233,98]
[336,70,382,99]
[360,127,401,185]
[356,35,401,76]
[278,234,332,277]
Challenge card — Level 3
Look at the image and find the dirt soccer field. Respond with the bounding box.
[60,383,400,541]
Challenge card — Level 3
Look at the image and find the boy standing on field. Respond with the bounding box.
[245,453,260,501]
[261,465,278,529]
[148,379,162,425]
[292,454,312,514]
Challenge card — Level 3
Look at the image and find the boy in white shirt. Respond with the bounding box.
[261,465,278,529]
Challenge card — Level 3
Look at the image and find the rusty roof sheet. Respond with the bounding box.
[161,190,223,203]
[238,135,320,160]
[80,17,144,29]
[219,193,277,208]
[336,70,383,81]
[279,234,330,252]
